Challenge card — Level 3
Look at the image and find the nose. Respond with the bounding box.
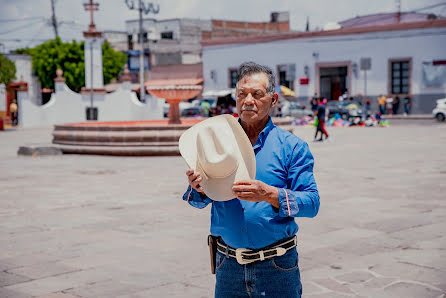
[245,93,255,105]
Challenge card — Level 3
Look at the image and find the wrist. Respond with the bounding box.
[266,186,280,208]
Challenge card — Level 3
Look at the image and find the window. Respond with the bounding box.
[127,34,133,50]
[277,64,295,90]
[161,31,173,39]
[391,60,410,94]
[137,32,148,42]
[229,69,238,88]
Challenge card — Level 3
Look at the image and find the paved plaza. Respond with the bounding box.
[0,119,445,298]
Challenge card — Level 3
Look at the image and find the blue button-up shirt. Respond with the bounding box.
[182,117,320,249]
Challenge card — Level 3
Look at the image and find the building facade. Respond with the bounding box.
[201,19,446,114]
[103,12,290,84]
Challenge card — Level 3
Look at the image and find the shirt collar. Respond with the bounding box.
[238,116,275,149]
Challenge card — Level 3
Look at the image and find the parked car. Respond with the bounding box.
[327,100,364,119]
[163,100,195,118]
[432,98,446,121]
[281,102,313,118]
[181,107,203,117]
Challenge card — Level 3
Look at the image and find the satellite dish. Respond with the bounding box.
[323,22,342,31]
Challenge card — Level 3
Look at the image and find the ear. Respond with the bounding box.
[271,93,279,107]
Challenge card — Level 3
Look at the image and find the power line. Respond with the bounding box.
[0,17,45,23]
[26,22,49,47]
[411,1,446,12]
[0,19,46,35]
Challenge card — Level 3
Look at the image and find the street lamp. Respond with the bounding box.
[124,0,159,102]
[87,38,97,120]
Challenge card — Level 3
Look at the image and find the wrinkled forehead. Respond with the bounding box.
[237,73,268,91]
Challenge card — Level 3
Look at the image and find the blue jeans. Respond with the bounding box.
[215,248,302,297]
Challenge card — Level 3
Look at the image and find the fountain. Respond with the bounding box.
[146,78,203,124]
[52,78,206,156]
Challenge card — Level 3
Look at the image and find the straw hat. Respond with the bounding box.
[179,115,256,201]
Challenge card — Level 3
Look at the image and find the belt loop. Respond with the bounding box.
[225,245,229,258]
[259,250,265,261]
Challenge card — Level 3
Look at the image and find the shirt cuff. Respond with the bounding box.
[277,188,300,217]
[182,185,212,209]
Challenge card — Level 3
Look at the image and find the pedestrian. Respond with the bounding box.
[181,62,320,298]
[9,99,18,125]
[403,96,411,115]
[314,97,329,142]
[200,100,211,117]
[377,94,386,115]
[310,96,318,112]
[386,96,393,115]
[392,96,400,115]
[365,97,371,116]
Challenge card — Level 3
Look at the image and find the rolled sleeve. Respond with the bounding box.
[182,185,212,209]
[277,142,320,218]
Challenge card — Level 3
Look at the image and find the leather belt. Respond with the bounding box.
[216,236,297,265]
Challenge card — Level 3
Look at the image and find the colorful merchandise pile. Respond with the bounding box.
[293,114,391,127]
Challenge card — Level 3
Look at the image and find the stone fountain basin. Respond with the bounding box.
[52,118,293,156]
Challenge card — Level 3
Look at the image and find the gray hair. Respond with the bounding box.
[236,62,276,95]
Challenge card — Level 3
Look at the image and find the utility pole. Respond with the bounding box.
[50,0,59,38]
[138,1,145,100]
[125,0,159,102]
[396,0,401,23]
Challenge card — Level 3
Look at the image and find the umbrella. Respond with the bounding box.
[280,85,295,97]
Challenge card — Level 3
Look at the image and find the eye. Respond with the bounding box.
[254,92,264,99]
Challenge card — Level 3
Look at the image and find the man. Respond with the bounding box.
[183,62,320,297]
[313,97,329,142]
[377,94,386,115]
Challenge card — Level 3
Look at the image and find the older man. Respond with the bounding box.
[183,62,320,297]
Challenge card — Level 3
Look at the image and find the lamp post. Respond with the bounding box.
[89,38,95,120]
[124,0,159,101]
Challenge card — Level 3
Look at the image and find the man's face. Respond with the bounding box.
[236,73,277,125]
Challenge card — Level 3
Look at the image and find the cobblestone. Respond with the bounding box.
[0,121,445,297]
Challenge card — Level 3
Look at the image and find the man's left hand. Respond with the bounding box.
[232,180,279,208]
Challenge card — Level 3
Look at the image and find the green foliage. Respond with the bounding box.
[14,38,126,92]
[0,53,16,85]
[102,41,127,85]
[16,38,84,91]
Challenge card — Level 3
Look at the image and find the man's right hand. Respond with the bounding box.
[186,169,206,195]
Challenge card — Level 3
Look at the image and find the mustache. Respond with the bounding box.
[242,105,257,112]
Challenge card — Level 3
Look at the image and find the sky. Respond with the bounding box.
[0,0,445,52]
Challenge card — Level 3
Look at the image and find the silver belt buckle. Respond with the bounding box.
[235,248,254,265]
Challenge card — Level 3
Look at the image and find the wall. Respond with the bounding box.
[18,82,163,128]
[202,26,446,113]
[7,54,41,105]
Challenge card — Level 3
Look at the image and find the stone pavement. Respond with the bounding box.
[0,120,445,298]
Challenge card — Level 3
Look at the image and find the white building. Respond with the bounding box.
[6,54,41,105]
[201,19,446,114]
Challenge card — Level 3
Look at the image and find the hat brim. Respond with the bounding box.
[179,115,256,201]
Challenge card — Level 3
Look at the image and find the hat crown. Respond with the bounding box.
[196,126,238,179]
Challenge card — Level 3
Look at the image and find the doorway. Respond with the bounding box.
[319,66,348,100]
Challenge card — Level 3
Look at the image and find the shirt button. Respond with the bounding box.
[242,228,246,232]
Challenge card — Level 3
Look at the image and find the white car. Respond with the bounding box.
[432,98,446,122]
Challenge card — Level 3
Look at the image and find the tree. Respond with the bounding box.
[0,53,16,85]
[102,41,127,85]
[15,38,126,92]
